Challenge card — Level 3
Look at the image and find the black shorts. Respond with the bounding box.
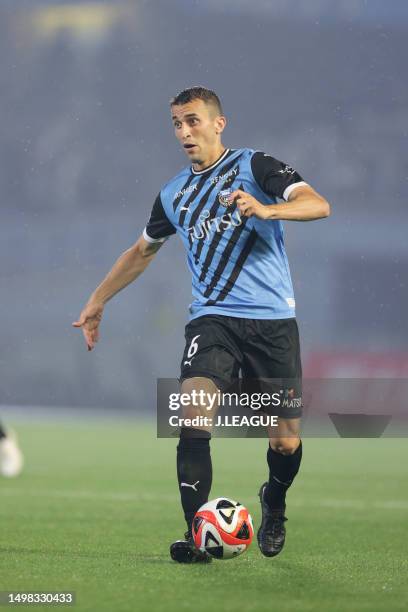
[180,314,302,419]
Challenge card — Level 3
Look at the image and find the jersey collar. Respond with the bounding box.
[191,148,231,175]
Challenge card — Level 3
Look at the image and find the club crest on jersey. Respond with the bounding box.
[218,188,233,207]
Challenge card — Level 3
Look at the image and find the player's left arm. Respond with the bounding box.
[230,184,330,221]
[231,151,330,221]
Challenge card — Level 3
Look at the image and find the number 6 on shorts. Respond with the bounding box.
[187,334,200,359]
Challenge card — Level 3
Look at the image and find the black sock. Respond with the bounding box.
[264,440,302,512]
[0,422,7,439]
[177,427,212,533]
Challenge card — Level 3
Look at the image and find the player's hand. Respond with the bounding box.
[229,189,272,220]
[72,301,104,351]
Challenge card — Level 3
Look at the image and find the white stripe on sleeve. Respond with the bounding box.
[142,228,168,244]
[283,181,308,201]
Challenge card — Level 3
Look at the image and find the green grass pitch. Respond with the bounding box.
[0,420,407,612]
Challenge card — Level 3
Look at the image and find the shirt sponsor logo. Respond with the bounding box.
[188,209,243,242]
[279,165,296,175]
[174,184,197,199]
[281,388,302,409]
[209,167,238,185]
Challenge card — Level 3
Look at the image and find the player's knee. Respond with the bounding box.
[182,405,199,420]
[269,437,300,455]
[180,377,219,420]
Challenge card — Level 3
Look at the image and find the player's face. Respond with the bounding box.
[171,99,225,167]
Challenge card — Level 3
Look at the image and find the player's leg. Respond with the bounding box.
[242,317,302,557]
[170,376,219,563]
[0,420,24,478]
[170,315,241,563]
[264,417,302,512]
[257,417,302,557]
[176,376,218,534]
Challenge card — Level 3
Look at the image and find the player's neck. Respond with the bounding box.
[192,145,227,173]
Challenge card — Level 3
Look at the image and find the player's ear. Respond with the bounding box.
[214,115,226,135]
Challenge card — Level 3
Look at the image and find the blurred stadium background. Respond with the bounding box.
[1,3,408,611]
[1,0,407,410]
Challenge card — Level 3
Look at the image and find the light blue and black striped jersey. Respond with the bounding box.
[143,147,308,321]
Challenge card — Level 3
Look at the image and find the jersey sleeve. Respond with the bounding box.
[143,193,177,243]
[250,151,308,201]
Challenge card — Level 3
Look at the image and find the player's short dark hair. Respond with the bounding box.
[170,86,223,115]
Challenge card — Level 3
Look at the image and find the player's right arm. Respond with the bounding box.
[73,192,176,351]
[72,236,164,351]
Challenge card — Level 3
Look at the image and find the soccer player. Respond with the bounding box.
[0,421,24,477]
[73,87,330,563]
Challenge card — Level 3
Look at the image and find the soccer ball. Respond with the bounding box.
[192,497,254,560]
